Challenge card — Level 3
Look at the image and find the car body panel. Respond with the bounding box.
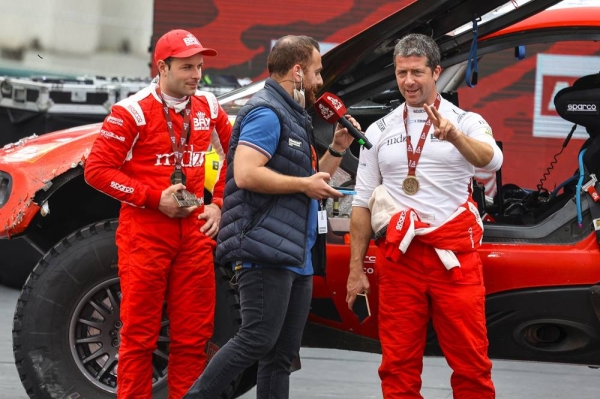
[313,227,600,349]
[322,0,563,106]
[484,6,600,39]
[481,233,600,295]
[0,124,99,236]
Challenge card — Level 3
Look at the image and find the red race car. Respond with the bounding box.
[2,1,600,398]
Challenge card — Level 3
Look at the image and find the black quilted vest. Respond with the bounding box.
[216,78,326,273]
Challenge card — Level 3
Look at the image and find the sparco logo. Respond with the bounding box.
[567,103,598,113]
[468,227,474,248]
[110,181,134,193]
[127,105,144,124]
[395,211,406,231]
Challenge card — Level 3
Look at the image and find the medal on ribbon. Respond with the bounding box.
[156,86,202,207]
[402,175,419,195]
[402,95,441,196]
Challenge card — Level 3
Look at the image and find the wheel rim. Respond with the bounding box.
[68,277,169,394]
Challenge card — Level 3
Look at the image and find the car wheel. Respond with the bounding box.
[12,219,257,399]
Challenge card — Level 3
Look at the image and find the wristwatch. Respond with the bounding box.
[327,144,346,157]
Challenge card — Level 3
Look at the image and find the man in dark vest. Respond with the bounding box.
[184,35,359,398]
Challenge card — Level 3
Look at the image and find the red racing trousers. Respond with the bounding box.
[376,239,495,399]
[116,206,216,399]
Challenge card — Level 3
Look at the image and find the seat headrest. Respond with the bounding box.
[554,73,600,136]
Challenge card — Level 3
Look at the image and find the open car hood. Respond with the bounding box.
[322,0,563,107]
[219,0,566,121]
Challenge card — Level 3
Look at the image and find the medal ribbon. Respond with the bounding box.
[403,94,441,177]
[155,86,192,173]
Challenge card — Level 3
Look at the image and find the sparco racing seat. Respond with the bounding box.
[554,72,600,243]
[554,72,600,176]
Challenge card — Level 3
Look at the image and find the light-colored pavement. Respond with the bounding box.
[1,283,599,399]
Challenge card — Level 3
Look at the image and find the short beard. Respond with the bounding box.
[304,88,317,108]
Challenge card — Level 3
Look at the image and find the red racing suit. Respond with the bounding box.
[376,201,494,399]
[84,83,231,399]
[355,97,500,399]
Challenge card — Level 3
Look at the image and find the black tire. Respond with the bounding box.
[12,219,256,398]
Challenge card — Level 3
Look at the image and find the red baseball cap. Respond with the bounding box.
[154,29,217,64]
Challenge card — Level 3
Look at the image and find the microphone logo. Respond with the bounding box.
[327,95,344,111]
[317,103,335,120]
[314,91,373,149]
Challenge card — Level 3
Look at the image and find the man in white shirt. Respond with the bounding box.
[346,33,501,399]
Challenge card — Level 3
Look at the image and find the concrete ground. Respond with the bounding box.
[1,284,599,399]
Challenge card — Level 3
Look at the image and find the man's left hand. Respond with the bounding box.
[332,115,361,152]
[346,268,370,309]
[198,203,221,238]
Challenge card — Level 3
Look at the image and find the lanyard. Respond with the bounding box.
[155,86,192,173]
[403,94,441,177]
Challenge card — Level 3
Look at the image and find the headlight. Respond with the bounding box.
[0,171,12,209]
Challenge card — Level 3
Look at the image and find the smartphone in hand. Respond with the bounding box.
[352,292,371,323]
[331,186,357,196]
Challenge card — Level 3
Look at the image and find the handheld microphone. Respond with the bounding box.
[314,92,373,149]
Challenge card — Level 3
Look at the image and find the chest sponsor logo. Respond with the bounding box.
[288,138,302,148]
[100,129,125,142]
[107,116,123,126]
[110,181,134,193]
[384,135,407,146]
[193,111,211,130]
[155,144,206,167]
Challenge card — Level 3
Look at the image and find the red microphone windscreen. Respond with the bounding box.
[315,92,347,124]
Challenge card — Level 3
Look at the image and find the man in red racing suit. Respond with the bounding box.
[346,33,502,398]
[84,29,231,399]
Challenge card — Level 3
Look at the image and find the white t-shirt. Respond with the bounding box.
[353,97,502,226]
